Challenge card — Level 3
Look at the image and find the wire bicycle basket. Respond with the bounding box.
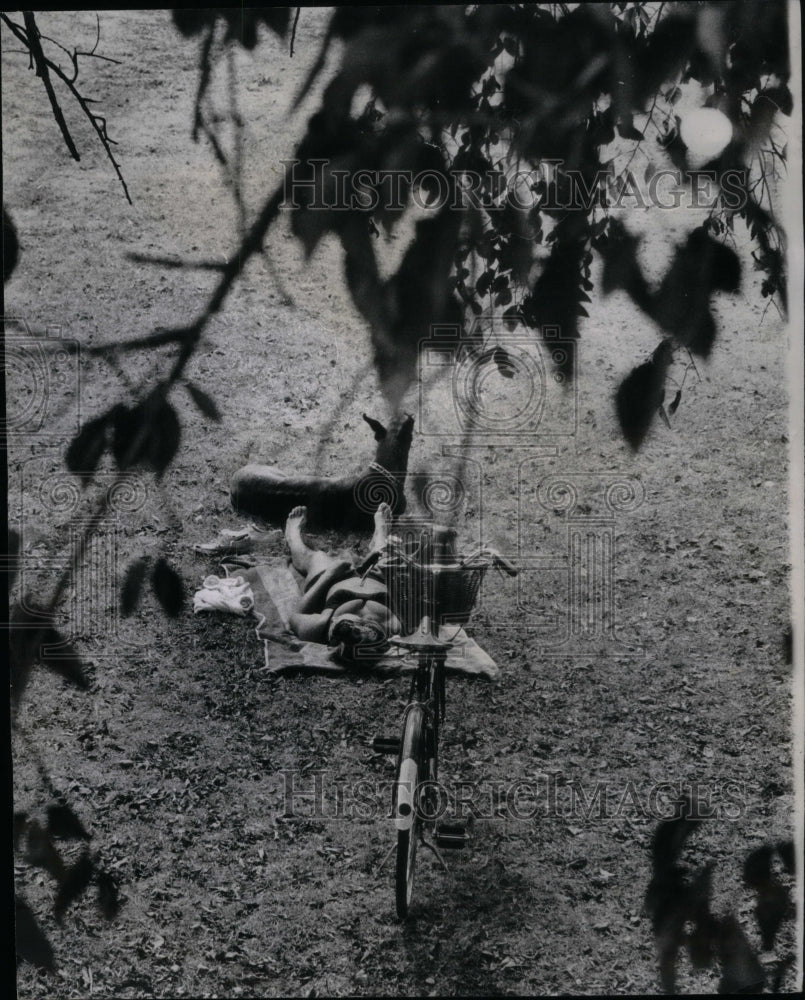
[382,555,488,633]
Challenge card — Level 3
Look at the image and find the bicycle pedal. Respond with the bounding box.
[371,735,401,755]
[434,821,473,850]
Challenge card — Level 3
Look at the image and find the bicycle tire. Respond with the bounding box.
[395,704,427,919]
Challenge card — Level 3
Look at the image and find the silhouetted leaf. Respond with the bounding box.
[185,381,221,422]
[746,86,792,148]
[47,804,90,842]
[519,237,586,379]
[65,414,108,478]
[717,915,765,994]
[475,269,493,298]
[172,10,214,37]
[616,117,644,141]
[653,228,740,357]
[658,403,672,430]
[615,341,672,449]
[634,14,696,106]
[669,390,682,415]
[258,7,291,39]
[54,852,95,920]
[742,845,772,888]
[686,864,719,969]
[600,219,652,311]
[493,346,516,378]
[373,202,462,404]
[14,811,29,851]
[151,558,185,617]
[8,603,84,705]
[25,821,65,882]
[110,403,143,470]
[776,840,794,874]
[743,844,791,950]
[146,395,181,476]
[687,311,717,358]
[706,237,741,293]
[755,878,790,951]
[96,870,120,920]
[111,393,181,476]
[121,557,150,616]
[3,204,19,284]
[15,897,55,970]
[39,631,88,691]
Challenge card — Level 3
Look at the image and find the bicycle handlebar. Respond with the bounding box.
[490,549,518,577]
[359,538,517,579]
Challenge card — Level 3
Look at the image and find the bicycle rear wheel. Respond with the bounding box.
[395,704,427,919]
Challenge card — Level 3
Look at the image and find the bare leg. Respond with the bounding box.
[369,501,392,552]
[285,506,317,574]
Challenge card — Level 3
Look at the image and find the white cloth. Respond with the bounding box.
[193,574,255,615]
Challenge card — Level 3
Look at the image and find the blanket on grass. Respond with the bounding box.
[211,559,500,679]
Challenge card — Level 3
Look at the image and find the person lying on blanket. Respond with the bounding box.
[285,502,456,665]
[284,502,403,665]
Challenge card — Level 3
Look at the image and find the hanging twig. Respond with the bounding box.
[2,13,131,203]
[125,252,227,271]
[290,7,301,58]
[191,21,216,141]
[291,18,334,110]
[19,12,80,161]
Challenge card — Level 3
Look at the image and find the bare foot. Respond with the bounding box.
[287,505,307,530]
[286,506,313,572]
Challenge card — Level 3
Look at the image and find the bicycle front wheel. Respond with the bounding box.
[394,704,427,919]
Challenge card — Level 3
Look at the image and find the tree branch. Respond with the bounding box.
[3,12,131,203]
[19,12,80,161]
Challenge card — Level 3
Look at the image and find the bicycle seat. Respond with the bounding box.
[388,631,451,654]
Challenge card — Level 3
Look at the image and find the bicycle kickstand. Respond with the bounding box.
[419,833,449,872]
[375,841,398,875]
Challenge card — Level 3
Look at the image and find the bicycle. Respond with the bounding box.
[361,532,517,919]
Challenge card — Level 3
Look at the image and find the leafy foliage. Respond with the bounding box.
[9,604,87,706]
[243,1,787,423]
[15,809,120,967]
[172,8,291,48]
[646,799,795,993]
[5,6,794,979]
[15,898,55,970]
[7,4,791,448]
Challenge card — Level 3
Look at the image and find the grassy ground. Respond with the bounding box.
[5,10,797,997]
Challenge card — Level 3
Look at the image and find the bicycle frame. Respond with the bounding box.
[369,536,516,918]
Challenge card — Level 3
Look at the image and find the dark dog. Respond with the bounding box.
[230,412,415,530]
